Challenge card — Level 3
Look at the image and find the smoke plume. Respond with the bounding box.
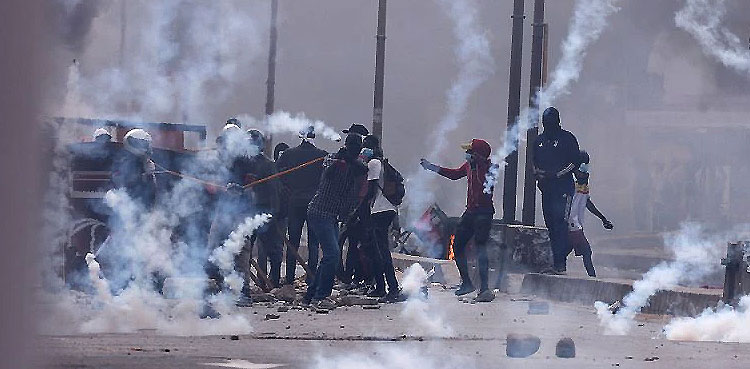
[594,223,728,335]
[237,111,342,142]
[485,0,621,192]
[400,264,453,337]
[675,0,750,78]
[664,295,750,342]
[405,0,493,227]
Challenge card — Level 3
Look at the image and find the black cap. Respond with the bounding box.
[542,107,560,127]
[342,123,369,136]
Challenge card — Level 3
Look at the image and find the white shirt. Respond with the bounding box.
[569,183,590,231]
[367,158,396,213]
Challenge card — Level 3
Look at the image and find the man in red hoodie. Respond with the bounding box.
[420,139,496,302]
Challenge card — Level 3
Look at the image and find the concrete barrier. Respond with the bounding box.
[520,273,722,316]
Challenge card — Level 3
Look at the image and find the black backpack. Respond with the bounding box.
[380,158,405,206]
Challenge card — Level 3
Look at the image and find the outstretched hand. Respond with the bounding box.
[420,158,438,172]
[603,219,614,230]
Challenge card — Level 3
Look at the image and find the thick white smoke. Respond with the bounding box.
[405,0,493,227]
[237,111,342,142]
[664,295,750,342]
[675,0,750,78]
[594,223,729,335]
[485,0,621,193]
[400,264,453,337]
[209,214,272,294]
[57,0,265,125]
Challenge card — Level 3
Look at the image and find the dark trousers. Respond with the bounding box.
[286,204,319,284]
[453,211,492,292]
[541,183,574,271]
[372,210,398,293]
[250,217,283,287]
[566,229,596,277]
[305,213,340,301]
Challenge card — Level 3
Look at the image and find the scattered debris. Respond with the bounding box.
[644,356,660,362]
[230,335,239,341]
[506,333,541,358]
[251,293,275,303]
[555,337,576,358]
[161,348,171,353]
[363,305,381,310]
[271,285,298,302]
[277,306,289,313]
[608,300,622,314]
[265,314,280,320]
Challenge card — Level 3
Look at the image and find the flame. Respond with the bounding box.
[447,234,455,260]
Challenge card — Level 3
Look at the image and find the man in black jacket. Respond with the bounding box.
[533,107,581,274]
[276,127,328,284]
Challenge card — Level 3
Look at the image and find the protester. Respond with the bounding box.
[565,150,613,277]
[360,135,406,302]
[275,127,328,285]
[240,129,283,288]
[303,133,368,310]
[420,138,496,302]
[532,107,581,275]
[112,128,156,208]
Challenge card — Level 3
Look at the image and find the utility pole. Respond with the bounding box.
[372,0,387,140]
[264,0,279,154]
[502,0,525,223]
[522,0,547,226]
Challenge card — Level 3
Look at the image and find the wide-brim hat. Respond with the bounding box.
[342,123,369,136]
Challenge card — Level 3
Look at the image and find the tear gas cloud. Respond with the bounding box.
[237,111,342,142]
[405,0,493,237]
[664,295,750,342]
[675,0,750,78]
[485,0,621,193]
[595,223,740,335]
[400,263,453,337]
[312,346,473,369]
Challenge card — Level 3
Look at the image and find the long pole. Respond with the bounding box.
[264,0,279,154]
[372,0,387,140]
[521,0,546,226]
[502,0,525,223]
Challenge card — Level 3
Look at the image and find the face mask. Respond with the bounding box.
[360,148,374,160]
[579,163,590,173]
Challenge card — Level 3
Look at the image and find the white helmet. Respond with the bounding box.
[124,128,152,156]
[222,123,241,135]
[92,128,112,142]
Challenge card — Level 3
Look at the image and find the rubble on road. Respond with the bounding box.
[506,333,541,358]
[556,337,576,358]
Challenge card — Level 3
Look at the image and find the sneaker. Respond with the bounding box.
[474,289,495,303]
[455,283,476,296]
[379,289,407,303]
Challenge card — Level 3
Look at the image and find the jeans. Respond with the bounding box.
[453,211,492,292]
[305,213,341,301]
[286,204,319,284]
[541,182,574,271]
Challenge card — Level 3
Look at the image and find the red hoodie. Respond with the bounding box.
[437,139,495,214]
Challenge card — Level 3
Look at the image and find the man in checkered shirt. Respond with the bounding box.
[303,133,368,309]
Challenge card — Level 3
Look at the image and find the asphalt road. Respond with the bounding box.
[36,286,750,369]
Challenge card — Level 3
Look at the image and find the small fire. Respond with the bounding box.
[447,234,455,260]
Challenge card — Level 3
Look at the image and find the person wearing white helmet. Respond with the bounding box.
[92,127,112,143]
[112,128,156,207]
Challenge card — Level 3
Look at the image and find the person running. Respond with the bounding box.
[565,150,613,277]
[533,107,581,275]
[420,138,496,302]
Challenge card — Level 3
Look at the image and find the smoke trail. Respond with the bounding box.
[676,0,750,77]
[594,223,726,335]
[664,295,750,342]
[312,346,473,369]
[209,214,272,293]
[237,111,342,142]
[485,0,621,192]
[405,0,493,225]
[400,264,453,337]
